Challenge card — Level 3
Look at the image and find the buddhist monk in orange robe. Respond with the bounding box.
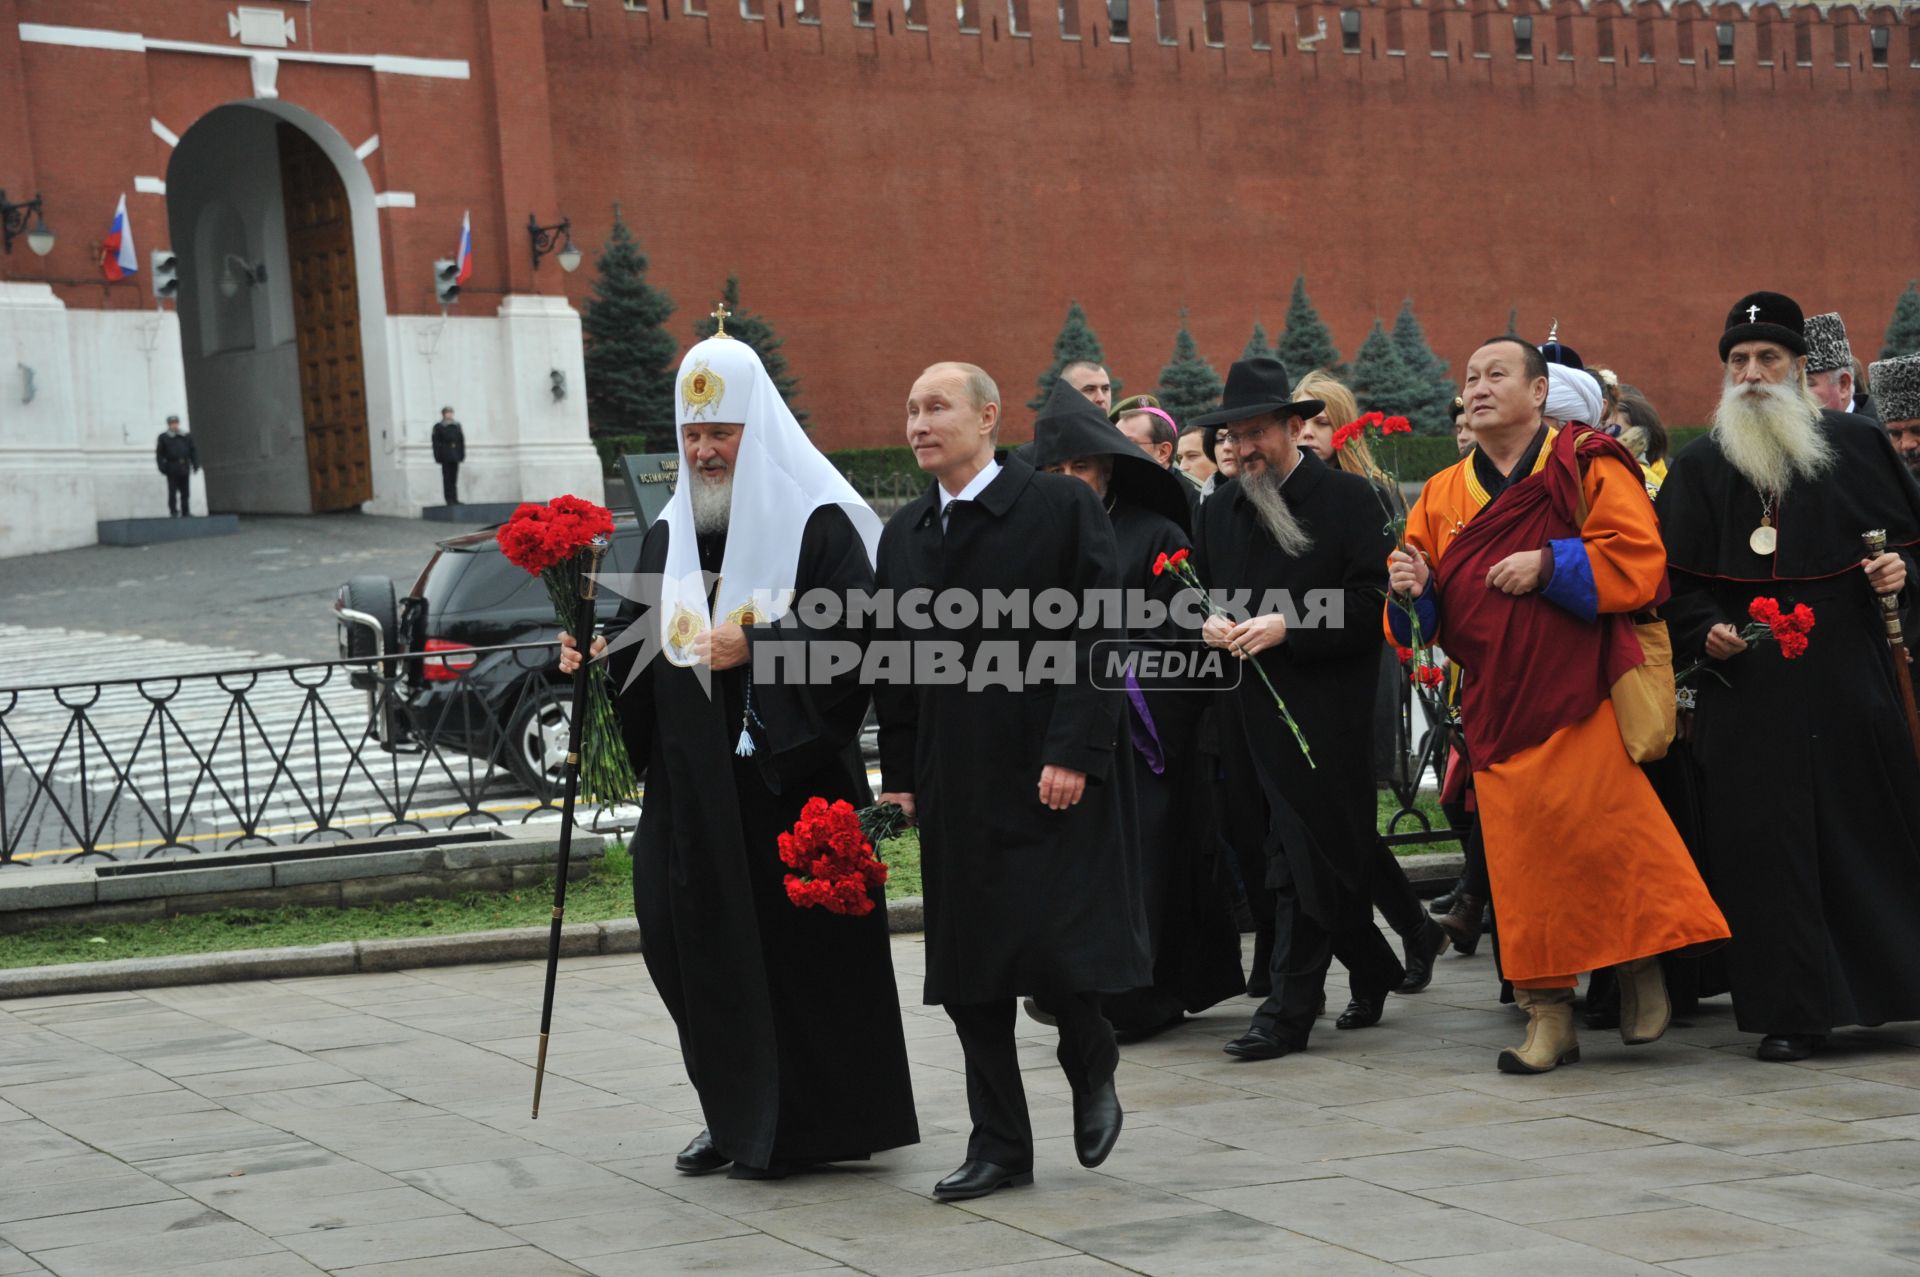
[1388,338,1729,1074]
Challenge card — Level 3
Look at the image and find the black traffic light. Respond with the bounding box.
[151,250,179,301]
[434,259,460,308]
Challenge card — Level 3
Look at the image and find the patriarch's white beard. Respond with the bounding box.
[690,473,733,534]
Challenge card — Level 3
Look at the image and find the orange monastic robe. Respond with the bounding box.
[1395,438,1729,983]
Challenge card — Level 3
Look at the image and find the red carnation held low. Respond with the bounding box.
[777,796,889,917]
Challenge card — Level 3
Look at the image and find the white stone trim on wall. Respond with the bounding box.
[18,24,471,79]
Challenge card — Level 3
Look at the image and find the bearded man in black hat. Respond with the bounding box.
[1656,291,1920,1062]
[1025,381,1246,1040]
[1190,357,1443,1061]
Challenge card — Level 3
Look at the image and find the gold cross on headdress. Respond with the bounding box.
[710,301,732,339]
[1747,304,1762,323]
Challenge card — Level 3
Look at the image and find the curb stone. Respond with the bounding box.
[0,852,1461,999]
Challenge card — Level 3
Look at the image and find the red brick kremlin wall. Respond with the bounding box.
[540,0,1920,441]
[5,0,1917,448]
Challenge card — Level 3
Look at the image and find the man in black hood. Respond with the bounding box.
[1024,381,1247,1039]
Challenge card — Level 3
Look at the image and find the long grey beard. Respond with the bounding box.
[1242,467,1313,557]
[690,473,733,535]
[1710,376,1835,495]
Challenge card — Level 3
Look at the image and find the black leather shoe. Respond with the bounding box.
[1397,919,1450,995]
[1072,1078,1124,1168]
[1336,994,1386,1030]
[1021,997,1057,1027]
[933,1160,1033,1200]
[1223,1025,1301,1060]
[674,1129,731,1176]
[1757,1034,1824,1062]
[1429,882,1461,915]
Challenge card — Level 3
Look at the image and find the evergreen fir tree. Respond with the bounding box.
[581,203,679,448]
[1882,280,1920,360]
[1277,275,1342,378]
[1156,312,1224,426]
[1030,301,1118,410]
[1349,318,1427,420]
[691,274,807,427]
[1389,298,1458,436]
[1242,321,1277,362]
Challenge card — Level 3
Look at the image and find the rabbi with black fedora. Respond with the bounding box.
[1189,357,1413,1061]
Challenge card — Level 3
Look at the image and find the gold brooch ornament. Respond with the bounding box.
[666,602,705,664]
[681,360,724,420]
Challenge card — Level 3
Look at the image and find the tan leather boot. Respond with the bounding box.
[1497,987,1579,1074]
[1616,956,1671,1045]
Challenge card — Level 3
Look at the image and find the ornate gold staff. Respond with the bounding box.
[1863,529,1920,768]
[531,536,609,1119]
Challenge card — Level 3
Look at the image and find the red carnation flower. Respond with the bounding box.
[1383,415,1413,436]
[1748,596,1783,626]
[1790,603,1816,633]
[779,797,887,917]
[1414,664,1445,690]
[1394,645,1415,664]
[1169,547,1190,569]
[1152,552,1170,577]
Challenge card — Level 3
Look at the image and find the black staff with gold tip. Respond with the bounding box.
[531,534,610,1119]
[1864,529,1920,768]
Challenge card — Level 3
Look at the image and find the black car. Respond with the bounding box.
[334,519,646,798]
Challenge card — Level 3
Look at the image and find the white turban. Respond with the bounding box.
[1545,365,1605,428]
[656,336,881,668]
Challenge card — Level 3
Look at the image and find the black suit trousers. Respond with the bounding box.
[945,993,1117,1170]
[1251,871,1404,1044]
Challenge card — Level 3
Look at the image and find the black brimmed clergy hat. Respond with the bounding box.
[1720,291,1808,362]
[1189,357,1323,430]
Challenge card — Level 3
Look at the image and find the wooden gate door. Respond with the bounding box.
[278,124,372,511]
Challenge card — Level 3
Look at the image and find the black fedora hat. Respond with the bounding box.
[1720,291,1808,362]
[1189,357,1323,430]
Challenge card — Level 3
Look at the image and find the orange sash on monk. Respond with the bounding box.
[1437,426,1660,770]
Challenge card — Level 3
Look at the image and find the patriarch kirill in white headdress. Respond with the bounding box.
[654,315,882,673]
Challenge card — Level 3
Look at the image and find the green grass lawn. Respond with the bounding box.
[1380,789,1462,854]
[3,835,927,971]
[0,801,1470,971]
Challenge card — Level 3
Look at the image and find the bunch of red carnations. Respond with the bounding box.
[497,495,615,574]
[1675,595,1815,693]
[778,797,890,917]
[495,496,637,806]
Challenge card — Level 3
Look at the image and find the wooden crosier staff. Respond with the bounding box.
[531,535,609,1119]
[1863,529,1920,767]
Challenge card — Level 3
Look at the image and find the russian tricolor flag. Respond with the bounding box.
[455,210,473,285]
[101,194,137,281]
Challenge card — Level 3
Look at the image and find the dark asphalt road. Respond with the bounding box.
[0,513,474,662]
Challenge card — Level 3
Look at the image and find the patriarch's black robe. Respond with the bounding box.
[1656,410,1920,1035]
[605,504,918,1170]
[873,454,1151,1005]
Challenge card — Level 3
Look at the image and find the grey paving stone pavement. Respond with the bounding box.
[3,937,1919,1275]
